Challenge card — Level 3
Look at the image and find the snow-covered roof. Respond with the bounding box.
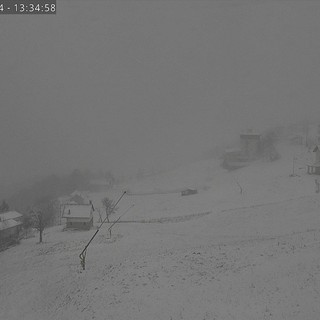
[0,219,22,231]
[62,204,93,219]
[0,211,22,222]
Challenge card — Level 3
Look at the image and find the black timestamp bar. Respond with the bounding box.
[0,0,56,14]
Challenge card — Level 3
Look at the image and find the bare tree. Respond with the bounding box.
[32,210,47,243]
[101,197,118,222]
[105,171,115,189]
[32,196,57,243]
[0,200,9,213]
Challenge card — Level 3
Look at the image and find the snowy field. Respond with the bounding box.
[1,144,320,320]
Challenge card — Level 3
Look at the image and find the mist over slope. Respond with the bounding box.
[1,142,320,320]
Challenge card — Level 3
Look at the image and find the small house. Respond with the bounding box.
[62,204,94,230]
[307,146,320,175]
[240,130,261,160]
[306,124,320,146]
[221,148,249,170]
[0,211,23,247]
[314,145,320,163]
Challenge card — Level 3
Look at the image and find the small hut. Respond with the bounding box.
[181,188,198,196]
[307,146,320,175]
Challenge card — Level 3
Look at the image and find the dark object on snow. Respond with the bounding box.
[315,179,320,193]
[181,189,198,196]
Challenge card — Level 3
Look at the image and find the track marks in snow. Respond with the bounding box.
[85,227,320,319]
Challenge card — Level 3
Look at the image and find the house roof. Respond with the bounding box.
[0,211,22,222]
[62,204,93,219]
[0,219,22,231]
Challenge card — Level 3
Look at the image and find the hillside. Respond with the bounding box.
[1,143,320,320]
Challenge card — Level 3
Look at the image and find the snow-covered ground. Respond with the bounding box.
[1,143,320,320]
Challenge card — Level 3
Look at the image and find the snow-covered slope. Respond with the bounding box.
[1,143,320,320]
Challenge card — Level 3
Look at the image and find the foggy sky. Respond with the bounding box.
[1,0,320,187]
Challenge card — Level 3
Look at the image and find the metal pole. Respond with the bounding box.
[292,157,295,176]
[79,191,126,269]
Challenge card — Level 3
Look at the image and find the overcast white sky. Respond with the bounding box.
[1,0,320,186]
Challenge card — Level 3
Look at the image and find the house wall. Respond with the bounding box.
[225,151,242,162]
[65,218,93,230]
[315,150,320,163]
[240,136,261,159]
[0,226,20,245]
